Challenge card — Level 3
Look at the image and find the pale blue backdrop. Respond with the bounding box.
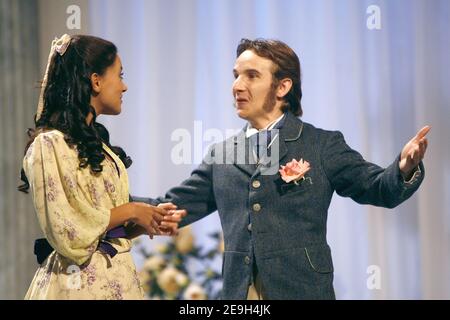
[87,0,450,299]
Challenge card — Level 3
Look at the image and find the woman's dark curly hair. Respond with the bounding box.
[19,35,132,193]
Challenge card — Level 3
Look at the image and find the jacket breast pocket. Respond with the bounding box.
[276,177,312,197]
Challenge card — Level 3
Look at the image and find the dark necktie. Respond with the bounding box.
[249,114,286,160]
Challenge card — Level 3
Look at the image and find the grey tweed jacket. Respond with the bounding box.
[133,111,424,299]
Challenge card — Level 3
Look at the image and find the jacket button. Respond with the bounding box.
[252,203,261,212]
[247,223,252,232]
[244,256,251,265]
[252,180,261,189]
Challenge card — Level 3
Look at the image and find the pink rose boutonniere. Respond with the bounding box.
[279,158,312,185]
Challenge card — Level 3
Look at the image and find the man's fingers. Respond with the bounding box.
[153,206,171,216]
[420,138,428,151]
[178,209,188,217]
[170,209,187,218]
[410,149,415,161]
[414,125,431,141]
[161,220,177,228]
[156,231,173,236]
[418,141,426,157]
[159,205,187,217]
[163,215,181,223]
[159,221,178,230]
[158,202,178,210]
[409,144,425,163]
[164,212,185,222]
[160,225,178,236]
[161,222,179,233]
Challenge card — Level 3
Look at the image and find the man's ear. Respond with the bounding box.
[90,73,101,94]
[276,78,292,99]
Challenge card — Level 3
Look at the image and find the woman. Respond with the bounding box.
[19,34,185,299]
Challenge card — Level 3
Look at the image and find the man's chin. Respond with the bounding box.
[235,109,249,120]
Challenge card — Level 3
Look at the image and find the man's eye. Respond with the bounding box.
[120,72,124,79]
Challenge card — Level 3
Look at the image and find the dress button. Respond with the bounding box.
[247,223,252,232]
[244,256,251,265]
[252,180,261,189]
[253,203,261,212]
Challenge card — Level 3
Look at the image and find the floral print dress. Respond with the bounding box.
[23,130,144,299]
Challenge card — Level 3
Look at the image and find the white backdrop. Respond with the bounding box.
[85,0,450,299]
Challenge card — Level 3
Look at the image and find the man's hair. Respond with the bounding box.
[236,38,302,117]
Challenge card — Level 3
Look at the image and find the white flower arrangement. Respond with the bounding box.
[137,226,223,300]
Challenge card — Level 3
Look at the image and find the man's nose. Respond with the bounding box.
[233,77,245,93]
[122,83,128,92]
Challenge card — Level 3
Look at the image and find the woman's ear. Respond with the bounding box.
[90,73,101,94]
[276,78,293,99]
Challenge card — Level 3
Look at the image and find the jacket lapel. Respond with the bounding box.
[229,130,257,176]
[278,112,304,163]
[255,112,304,176]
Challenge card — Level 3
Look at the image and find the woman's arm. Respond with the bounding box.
[108,202,174,239]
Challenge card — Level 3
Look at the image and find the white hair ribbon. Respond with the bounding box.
[36,34,72,121]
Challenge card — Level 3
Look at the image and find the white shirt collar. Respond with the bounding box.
[245,113,285,138]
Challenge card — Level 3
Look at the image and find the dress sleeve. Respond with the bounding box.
[23,132,111,265]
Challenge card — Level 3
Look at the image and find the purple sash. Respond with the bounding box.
[34,225,127,264]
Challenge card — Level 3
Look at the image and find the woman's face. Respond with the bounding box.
[94,55,128,115]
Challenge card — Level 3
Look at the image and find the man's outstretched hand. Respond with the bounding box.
[399,125,430,179]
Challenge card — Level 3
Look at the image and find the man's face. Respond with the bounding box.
[232,50,278,123]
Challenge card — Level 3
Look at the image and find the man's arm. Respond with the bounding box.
[129,195,160,206]
[322,130,427,209]
[130,146,218,228]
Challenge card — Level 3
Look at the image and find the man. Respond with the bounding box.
[135,38,429,299]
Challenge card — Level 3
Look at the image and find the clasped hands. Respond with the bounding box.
[129,202,187,239]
